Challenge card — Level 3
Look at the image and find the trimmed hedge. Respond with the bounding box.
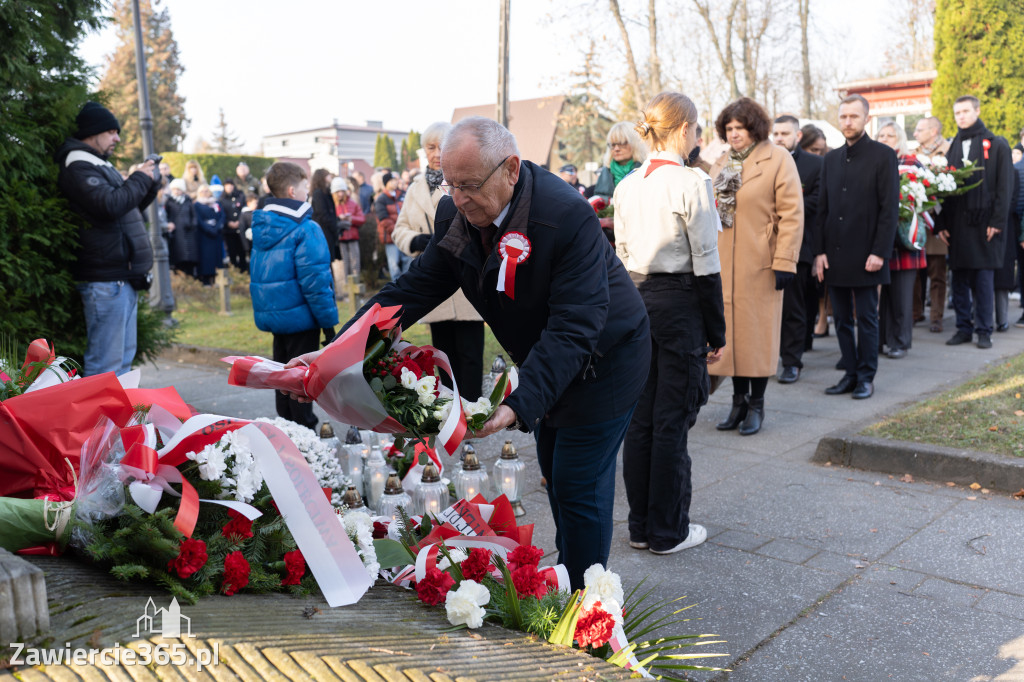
[162,153,275,183]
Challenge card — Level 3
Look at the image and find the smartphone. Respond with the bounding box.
[146,153,163,163]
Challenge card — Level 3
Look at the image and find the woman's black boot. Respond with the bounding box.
[716,394,749,430]
[738,397,764,435]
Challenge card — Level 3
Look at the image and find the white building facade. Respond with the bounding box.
[260,121,410,177]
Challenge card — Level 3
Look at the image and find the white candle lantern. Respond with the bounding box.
[364,444,389,511]
[454,448,489,502]
[412,462,449,518]
[493,440,526,517]
[377,472,412,521]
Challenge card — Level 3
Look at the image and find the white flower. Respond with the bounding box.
[197,448,228,481]
[415,376,438,406]
[461,396,492,418]
[445,579,490,629]
[338,510,380,580]
[581,591,623,625]
[583,564,624,606]
[433,400,453,422]
[400,367,419,390]
[437,548,468,571]
[931,155,948,168]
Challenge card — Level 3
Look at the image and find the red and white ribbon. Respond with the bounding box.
[496,231,531,300]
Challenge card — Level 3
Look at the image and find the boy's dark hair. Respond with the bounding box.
[774,114,800,127]
[244,191,258,203]
[266,161,307,198]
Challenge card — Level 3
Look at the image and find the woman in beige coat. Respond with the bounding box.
[709,98,804,435]
[392,121,485,400]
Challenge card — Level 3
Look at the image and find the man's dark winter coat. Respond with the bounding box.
[814,134,899,287]
[792,145,822,264]
[55,138,156,282]
[341,161,651,431]
[165,195,198,266]
[936,120,1015,270]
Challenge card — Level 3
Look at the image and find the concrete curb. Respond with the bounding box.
[813,433,1024,493]
[156,343,239,369]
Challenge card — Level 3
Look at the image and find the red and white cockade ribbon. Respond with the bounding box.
[120,413,373,606]
[607,623,652,677]
[496,231,531,300]
[983,138,991,160]
[117,420,261,539]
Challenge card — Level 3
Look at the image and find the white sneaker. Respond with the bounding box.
[649,524,707,555]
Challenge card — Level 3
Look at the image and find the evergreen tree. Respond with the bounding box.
[559,41,614,168]
[97,0,189,163]
[932,0,1024,141]
[212,107,243,153]
[405,130,422,168]
[373,133,398,170]
[0,0,172,363]
[400,138,410,170]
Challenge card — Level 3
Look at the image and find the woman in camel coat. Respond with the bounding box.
[709,98,803,435]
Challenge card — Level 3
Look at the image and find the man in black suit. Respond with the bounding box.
[813,94,899,400]
[773,114,822,384]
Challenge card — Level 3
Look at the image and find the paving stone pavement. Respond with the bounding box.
[9,313,1024,681]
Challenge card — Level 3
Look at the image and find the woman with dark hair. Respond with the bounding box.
[310,168,340,261]
[800,124,831,336]
[710,97,804,435]
[800,124,828,157]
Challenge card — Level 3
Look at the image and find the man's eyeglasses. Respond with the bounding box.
[439,155,512,197]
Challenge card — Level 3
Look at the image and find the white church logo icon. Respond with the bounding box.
[135,597,193,638]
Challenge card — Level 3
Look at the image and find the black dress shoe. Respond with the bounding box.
[852,381,874,399]
[812,329,830,338]
[996,322,1010,332]
[887,348,907,359]
[778,366,800,384]
[825,376,857,395]
[946,331,972,345]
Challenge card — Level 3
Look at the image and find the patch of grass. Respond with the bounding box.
[863,353,1024,458]
[169,271,507,366]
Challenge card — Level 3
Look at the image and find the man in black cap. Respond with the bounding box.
[558,164,586,196]
[55,101,160,376]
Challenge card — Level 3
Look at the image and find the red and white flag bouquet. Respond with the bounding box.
[223,304,516,458]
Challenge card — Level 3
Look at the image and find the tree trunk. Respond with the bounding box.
[692,0,741,100]
[648,0,661,98]
[609,0,647,113]
[799,0,811,116]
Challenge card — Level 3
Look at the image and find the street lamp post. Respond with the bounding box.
[497,0,509,128]
[132,0,175,321]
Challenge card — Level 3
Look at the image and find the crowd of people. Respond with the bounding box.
[57,93,1024,591]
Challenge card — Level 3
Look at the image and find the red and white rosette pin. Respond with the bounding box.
[497,231,531,300]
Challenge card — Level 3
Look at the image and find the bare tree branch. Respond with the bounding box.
[609,0,647,111]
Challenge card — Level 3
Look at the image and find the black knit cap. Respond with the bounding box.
[74,101,121,140]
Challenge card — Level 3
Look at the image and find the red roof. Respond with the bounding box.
[451,96,565,165]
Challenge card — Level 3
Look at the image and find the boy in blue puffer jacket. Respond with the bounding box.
[250,161,338,428]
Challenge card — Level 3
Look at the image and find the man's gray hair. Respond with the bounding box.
[442,116,520,168]
[422,121,453,147]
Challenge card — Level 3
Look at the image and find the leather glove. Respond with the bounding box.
[322,328,336,348]
[410,234,431,252]
[773,270,795,291]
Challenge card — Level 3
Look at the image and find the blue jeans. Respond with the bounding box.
[535,406,636,590]
[952,268,994,337]
[75,281,138,376]
[385,243,412,281]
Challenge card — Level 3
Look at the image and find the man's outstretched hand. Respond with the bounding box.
[473,404,516,438]
[280,349,325,402]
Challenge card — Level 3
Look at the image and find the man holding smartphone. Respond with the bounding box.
[56,101,160,376]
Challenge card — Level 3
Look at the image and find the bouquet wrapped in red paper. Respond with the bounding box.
[223,304,516,458]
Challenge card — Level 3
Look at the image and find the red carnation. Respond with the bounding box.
[413,350,436,378]
[574,603,616,648]
[281,550,305,586]
[221,551,251,596]
[415,567,455,605]
[372,521,389,539]
[391,358,422,380]
[507,544,543,572]
[221,509,254,541]
[167,538,208,578]
[459,548,493,582]
[510,564,548,599]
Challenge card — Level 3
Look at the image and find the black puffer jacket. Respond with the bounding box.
[55,138,157,282]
